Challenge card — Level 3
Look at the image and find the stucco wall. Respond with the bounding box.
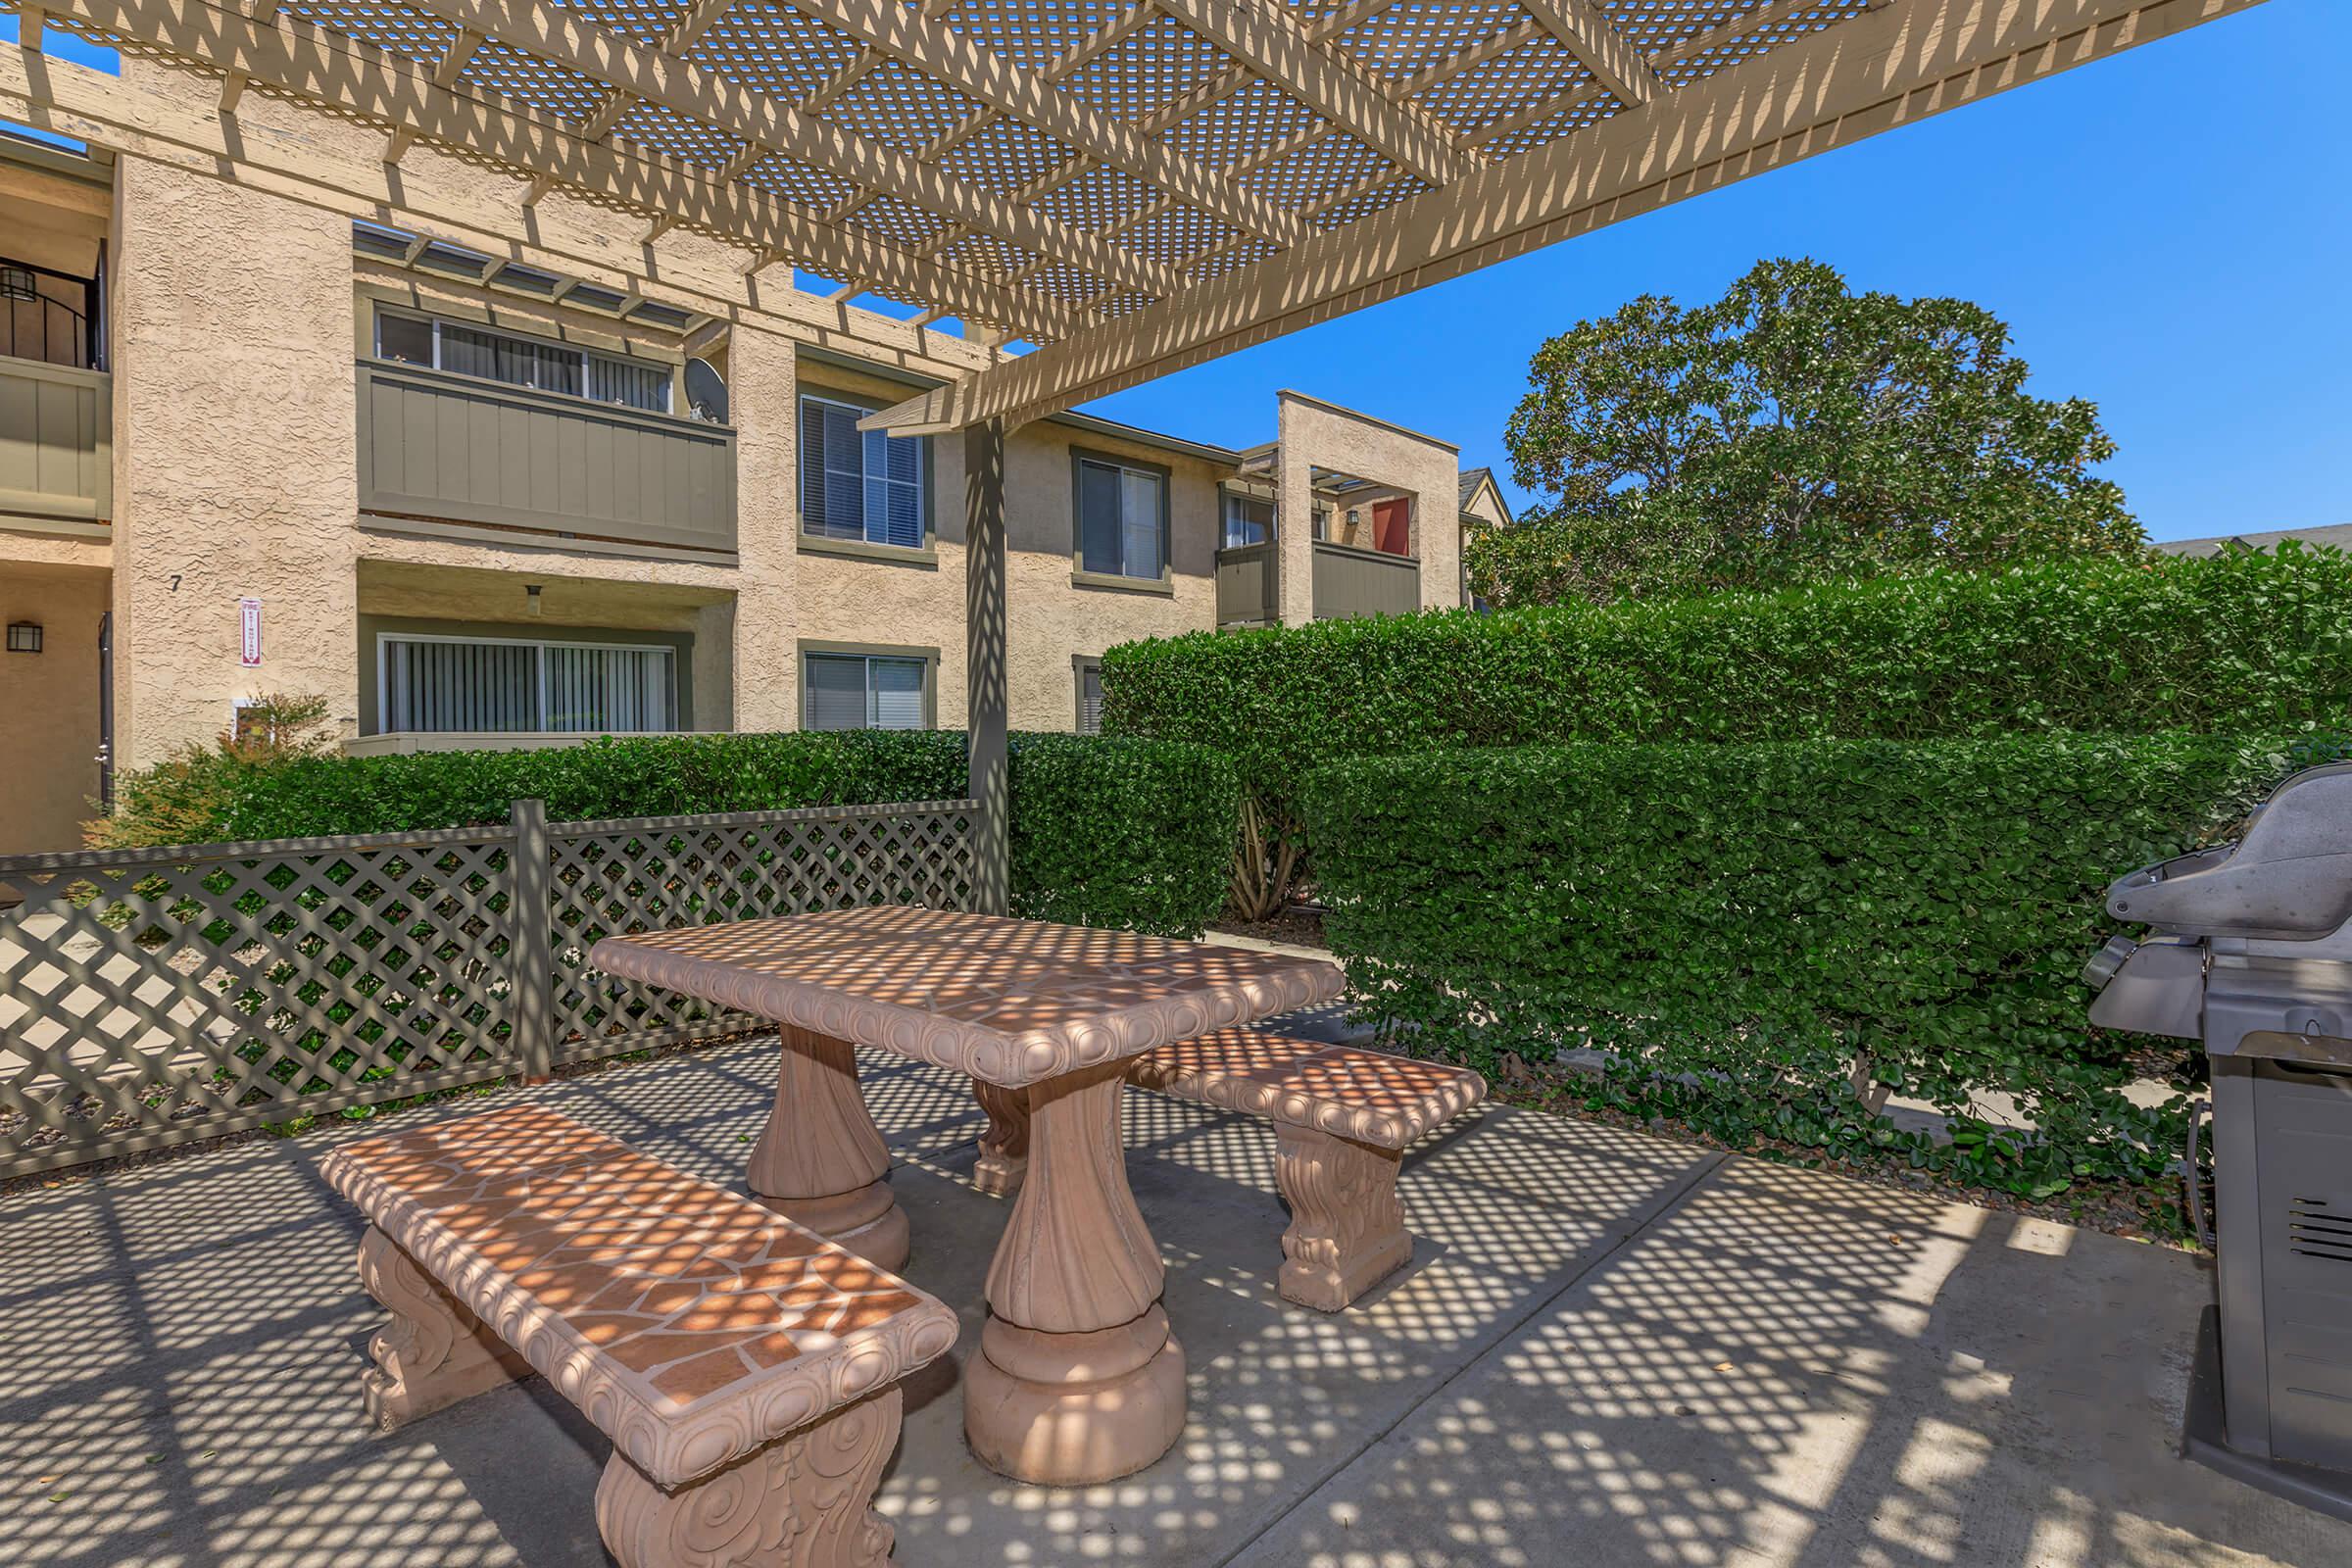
[111,156,359,768]
[781,359,1225,733]
[69,102,1488,772]
[1002,420,1223,729]
[0,562,109,855]
[1273,392,1463,623]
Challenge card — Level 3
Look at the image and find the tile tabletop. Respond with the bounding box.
[588,907,1346,1088]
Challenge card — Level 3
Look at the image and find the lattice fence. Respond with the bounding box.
[0,798,977,1178]
[548,800,979,1057]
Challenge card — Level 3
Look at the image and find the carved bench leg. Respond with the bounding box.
[970,1079,1030,1197]
[1274,1126,1413,1312]
[355,1226,531,1432]
[595,1387,904,1568]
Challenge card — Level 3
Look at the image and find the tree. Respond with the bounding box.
[1467,259,2145,607]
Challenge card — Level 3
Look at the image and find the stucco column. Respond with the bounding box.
[965,417,1008,915]
[111,155,358,766]
[726,325,798,732]
[1415,480,1461,611]
[1274,396,1316,627]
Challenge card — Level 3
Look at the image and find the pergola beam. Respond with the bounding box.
[865,0,2264,432]
[1152,0,1467,183]
[775,0,1309,245]
[48,0,1081,342]
[394,0,1179,296]
[1516,0,1661,104]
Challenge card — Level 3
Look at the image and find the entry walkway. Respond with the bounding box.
[2,1032,2342,1567]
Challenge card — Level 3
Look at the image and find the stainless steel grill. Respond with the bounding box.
[2085,762,2352,1522]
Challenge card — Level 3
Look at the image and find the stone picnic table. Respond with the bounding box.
[586,906,1345,1486]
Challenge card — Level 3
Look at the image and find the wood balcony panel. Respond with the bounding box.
[357,360,736,558]
[1312,541,1418,621]
[1215,542,1277,628]
[0,357,109,529]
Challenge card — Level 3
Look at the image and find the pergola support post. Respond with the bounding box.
[965,416,1009,916]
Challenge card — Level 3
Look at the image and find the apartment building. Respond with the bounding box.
[0,132,1504,856]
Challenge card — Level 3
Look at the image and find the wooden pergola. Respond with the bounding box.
[4,0,2260,903]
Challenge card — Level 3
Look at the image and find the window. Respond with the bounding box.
[1075,660,1103,734]
[372,309,672,414]
[1075,455,1166,580]
[379,635,676,733]
[800,394,926,551]
[805,652,928,730]
[1222,493,1272,550]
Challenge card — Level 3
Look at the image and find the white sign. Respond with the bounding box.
[239,598,263,668]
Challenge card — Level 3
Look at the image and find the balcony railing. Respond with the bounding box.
[1312,540,1419,620]
[357,359,737,557]
[0,356,110,527]
[1215,541,1277,627]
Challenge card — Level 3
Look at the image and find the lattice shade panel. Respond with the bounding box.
[1335,0,1531,79]
[949,0,1137,72]
[1158,79,1327,170]
[73,0,1902,342]
[556,0,701,46]
[1413,33,1592,133]
[1657,1,1882,88]
[1059,16,1235,122]
[939,119,1085,195]
[820,60,991,155]
[459,38,614,122]
[686,5,866,101]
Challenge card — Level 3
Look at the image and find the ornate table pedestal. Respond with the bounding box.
[745,1023,910,1274]
[962,1061,1187,1486]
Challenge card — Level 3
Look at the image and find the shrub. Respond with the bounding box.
[1103,545,2352,913]
[1298,730,2351,1214]
[1006,732,1239,935]
[84,693,338,850]
[222,730,967,838]
[106,729,1236,936]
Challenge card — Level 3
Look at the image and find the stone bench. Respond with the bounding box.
[319,1102,959,1568]
[971,1030,1487,1312]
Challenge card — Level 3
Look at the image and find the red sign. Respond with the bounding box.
[239,598,263,668]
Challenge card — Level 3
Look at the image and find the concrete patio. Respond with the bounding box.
[3,1025,2345,1568]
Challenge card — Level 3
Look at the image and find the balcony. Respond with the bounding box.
[1214,540,1426,625]
[0,356,110,530]
[1215,541,1277,627]
[1312,539,1418,619]
[357,359,737,559]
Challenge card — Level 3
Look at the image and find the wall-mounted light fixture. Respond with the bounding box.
[7,621,43,654]
[524,584,544,617]
[0,265,36,303]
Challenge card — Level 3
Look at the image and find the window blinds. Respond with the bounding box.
[805,653,926,730]
[1077,665,1103,734]
[801,396,923,549]
[384,314,671,414]
[380,637,675,734]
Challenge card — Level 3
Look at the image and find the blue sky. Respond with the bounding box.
[10,5,2342,542]
[1086,1,2351,544]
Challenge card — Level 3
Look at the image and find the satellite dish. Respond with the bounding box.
[685,357,728,422]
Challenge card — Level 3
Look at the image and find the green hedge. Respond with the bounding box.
[1299,730,2348,1210]
[177,730,1238,937]
[222,731,968,838]
[1104,548,2352,907]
